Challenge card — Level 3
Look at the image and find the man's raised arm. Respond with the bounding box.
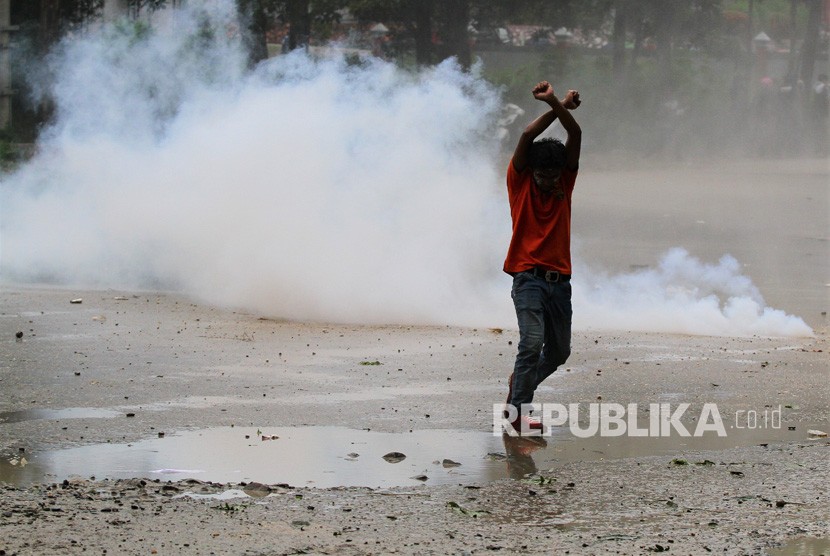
[512,81,581,172]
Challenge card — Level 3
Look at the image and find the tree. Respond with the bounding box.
[236,0,280,66]
[285,0,311,50]
[37,0,104,52]
[799,0,822,86]
[611,0,628,82]
[348,0,434,65]
[437,0,471,68]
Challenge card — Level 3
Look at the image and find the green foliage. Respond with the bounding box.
[724,0,810,38]
[111,18,153,46]
[0,139,16,172]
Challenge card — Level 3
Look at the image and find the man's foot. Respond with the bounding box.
[508,414,543,436]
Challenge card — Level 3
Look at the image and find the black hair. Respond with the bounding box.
[528,137,566,170]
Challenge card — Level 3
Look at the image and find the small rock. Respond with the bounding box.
[125,413,135,418]
[70,298,83,304]
[411,474,428,481]
[243,482,272,498]
[807,430,828,438]
[15,331,23,339]
[442,459,462,468]
[382,452,406,463]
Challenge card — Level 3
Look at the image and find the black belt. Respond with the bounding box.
[526,267,571,282]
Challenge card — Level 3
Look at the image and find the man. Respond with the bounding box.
[503,80,581,434]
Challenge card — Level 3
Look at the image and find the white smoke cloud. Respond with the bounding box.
[574,248,814,337]
[0,1,813,338]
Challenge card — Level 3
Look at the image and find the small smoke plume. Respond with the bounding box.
[574,248,814,337]
[0,1,813,338]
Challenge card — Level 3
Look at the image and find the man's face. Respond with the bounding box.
[532,168,562,193]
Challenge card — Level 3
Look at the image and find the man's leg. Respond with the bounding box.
[509,273,546,408]
[535,281,572,387]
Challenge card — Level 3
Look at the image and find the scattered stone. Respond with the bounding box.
[382,452,406,463]
[442,459,462,468]
[70,298,83,304]
[261,435,279,441]
[411,474,428,481]
[807,430,828,438]
[125,413,136,418]
[242,482,272,498]
[15,331,23,339]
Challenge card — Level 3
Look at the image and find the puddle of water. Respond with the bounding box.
[0,408,122,424]
[0,421,823,489]
[768,537,830,556]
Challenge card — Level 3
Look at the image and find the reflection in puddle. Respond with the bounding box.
[0,423,820,489]
[0,408,122,423]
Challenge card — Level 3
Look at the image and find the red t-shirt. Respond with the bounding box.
[503,159,577,275]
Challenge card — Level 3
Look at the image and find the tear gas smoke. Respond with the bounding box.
[0,1,812,337]
[574,248,813,337]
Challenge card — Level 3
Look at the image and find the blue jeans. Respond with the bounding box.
[509,272,572,408]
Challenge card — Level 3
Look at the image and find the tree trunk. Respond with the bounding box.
[412,0,433,67]
[628,0,644,71]
[39,0,61,52]
[286,0,310,51]
[0,0,12,129]
[654,0,676,95]
[611,0,627,83]
[443,0,470,69]
[237,0,270,67]
[799,0,822,86]
[785,0,799,86]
